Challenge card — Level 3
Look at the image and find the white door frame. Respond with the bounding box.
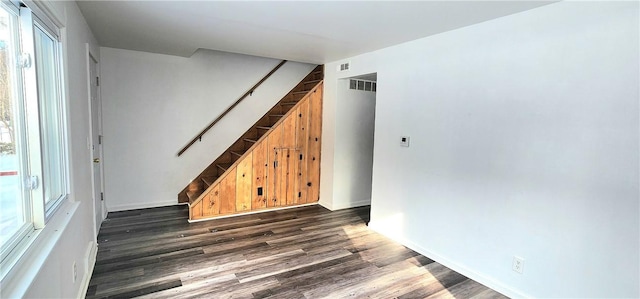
[86,44,105,238]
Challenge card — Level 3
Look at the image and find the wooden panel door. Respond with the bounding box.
[219,168,237,214]
[236,154,252,212]
[252,140,268,210]
[307,88,323,202]
[267,126,282,207]
[203,184,221,217]
[279,148,297,205]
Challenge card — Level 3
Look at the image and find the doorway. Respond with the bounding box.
[89,52,105,235]
[334,73,377,210]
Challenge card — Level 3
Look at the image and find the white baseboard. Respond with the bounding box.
[107,200,179,212]
[77,241,98,299]
[188,203,319,223]
[368,221,530,299]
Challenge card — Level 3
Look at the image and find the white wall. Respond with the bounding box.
[1,1,100,298]
[324,79,376,210]
[322,2,639,298]
[100,48,315,211]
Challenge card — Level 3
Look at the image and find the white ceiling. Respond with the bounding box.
[76,1,553,64]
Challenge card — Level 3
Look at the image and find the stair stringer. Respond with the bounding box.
[188,81,323,221]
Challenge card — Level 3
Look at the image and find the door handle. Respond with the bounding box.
[93,158,100,163]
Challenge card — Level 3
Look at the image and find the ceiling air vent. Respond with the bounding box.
[338,62,350,72]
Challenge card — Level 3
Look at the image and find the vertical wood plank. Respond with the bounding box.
[295,98,310,204]
[190,200,203,219]
[278,148,295,205]
[202,184,220,217]
[274,148,289,206]
[307,85,323,203]
[286,149,297,205]
[267,126,282,207]
[282,111,301,205]
[282,111,296,148]
[252,140,268,210]
[236,154,253,212]
[219,169,236,214]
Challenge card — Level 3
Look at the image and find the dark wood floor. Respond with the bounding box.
[86,205,508,299]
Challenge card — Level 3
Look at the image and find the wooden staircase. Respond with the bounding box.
[179,65,323,220]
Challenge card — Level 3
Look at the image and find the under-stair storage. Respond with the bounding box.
[179,64,323,221]
[188,82,322,221]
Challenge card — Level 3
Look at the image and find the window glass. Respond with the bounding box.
[34,25,66,212]
[0,4,31,259]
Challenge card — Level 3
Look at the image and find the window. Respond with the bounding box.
[34,21,67,213]
[0,1,68,268]
[0,1,31,261]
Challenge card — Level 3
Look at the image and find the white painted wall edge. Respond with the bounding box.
[108,200,180,212]
[77,241,98,299]
[319,199,371,211]
[318,198,333,210]
[0,200,80,298]
[332,199,371,211]
[369,220,531,299]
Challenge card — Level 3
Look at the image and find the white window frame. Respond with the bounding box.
[0,0,69,276]
[31,13,68,219]
[0,0,36,268]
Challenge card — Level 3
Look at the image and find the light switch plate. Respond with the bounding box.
[400,136,410,147]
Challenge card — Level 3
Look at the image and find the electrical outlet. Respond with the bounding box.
[72,261,77,283]
[512,256,524,274]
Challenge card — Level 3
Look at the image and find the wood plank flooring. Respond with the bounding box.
[86,205,508,299]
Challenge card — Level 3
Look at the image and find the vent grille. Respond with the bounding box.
[338,62,350,72]
[349,79,376,92]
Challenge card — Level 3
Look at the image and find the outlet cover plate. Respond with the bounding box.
[512,256,524,274]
